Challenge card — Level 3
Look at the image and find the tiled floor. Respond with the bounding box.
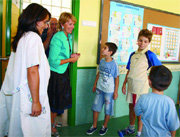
[57,105,180,137]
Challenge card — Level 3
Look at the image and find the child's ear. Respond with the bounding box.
[109,51,113,56]
[148,76,152,88]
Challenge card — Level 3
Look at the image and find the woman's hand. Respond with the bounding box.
[71,53,80,58]
[71,56,78,63]
[60,53,80,64]
[30,102,42,117]
[71,54,80,63]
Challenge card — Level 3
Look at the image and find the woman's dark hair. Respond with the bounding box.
[12,3,51,52]
[149,65,172,91]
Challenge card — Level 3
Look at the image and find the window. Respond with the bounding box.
[22,0,72,19]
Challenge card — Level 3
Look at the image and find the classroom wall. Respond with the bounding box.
[77,0,180,68]
[77,0,101,67]
[121,0,180,15]
[11,2,19,38]
[75,0,180,125]
[2,0,7,80]
[1,0,20,82]
[76,69,180,125]
[2,0,6,51]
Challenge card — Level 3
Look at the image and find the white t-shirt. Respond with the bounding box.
[97,58,119,93]
[13,31,51,136]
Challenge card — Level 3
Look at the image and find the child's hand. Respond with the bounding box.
[122,84,126,95]
[113,92,118,100]
[92,84,96,92]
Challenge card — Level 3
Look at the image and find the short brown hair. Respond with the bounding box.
[138,29,153,42]
[105,42,117,56]
[59,12,77,30]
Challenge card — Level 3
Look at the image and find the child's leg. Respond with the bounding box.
[119,94,136,135]
[93,111,99,128]
[103,92,114,128]
[103,115,110,128]
[92,90,104,128]
[129,103,136,125]
[137,115,142,132]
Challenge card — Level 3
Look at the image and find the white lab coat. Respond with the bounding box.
[0,31,51,137]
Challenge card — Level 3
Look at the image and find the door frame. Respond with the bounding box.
[0,0,12,87]
[5,0,11,56]
[68,0,80,126]
[0,0,3,86]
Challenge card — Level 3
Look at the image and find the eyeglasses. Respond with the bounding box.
[50,23,58,26]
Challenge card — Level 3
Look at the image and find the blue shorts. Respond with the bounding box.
[92,89,114,116]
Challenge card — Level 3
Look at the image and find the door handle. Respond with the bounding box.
[0,56,9,61]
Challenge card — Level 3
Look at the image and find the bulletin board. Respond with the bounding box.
[107,2,144,65]
[99,0,180,64]
[147,24,180,62]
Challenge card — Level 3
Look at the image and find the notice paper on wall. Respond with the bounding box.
[82,20,97,27]
[148,23,180,62]
[108,1,144,65]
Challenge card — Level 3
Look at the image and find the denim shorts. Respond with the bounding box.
[92,89,114,116]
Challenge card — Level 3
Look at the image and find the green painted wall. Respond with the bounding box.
[75,69,180,125]
[164,71,180,102]
[75,69,97,125]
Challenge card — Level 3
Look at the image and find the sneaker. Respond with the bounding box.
[117,130,124,137]
[99,126,108,136]
[136,134,141,137]
[56,122,62,128]
[120,127,135,135]
[51,131,60,137]
[86,126,97,135]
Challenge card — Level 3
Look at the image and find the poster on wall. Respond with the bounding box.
[148,24,180,62]
[108,1,144,65]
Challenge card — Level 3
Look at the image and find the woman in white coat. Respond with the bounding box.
[0,3,51,137]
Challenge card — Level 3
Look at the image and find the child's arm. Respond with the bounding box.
[122,70,129,95]
[166,101,180,136]
[113,76,119,100]
[93,72,99,92]
[170,131,176,137]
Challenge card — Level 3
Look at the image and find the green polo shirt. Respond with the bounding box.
[48,31,72,74]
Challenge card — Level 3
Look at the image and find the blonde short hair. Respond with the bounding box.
[59,12,77,30]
